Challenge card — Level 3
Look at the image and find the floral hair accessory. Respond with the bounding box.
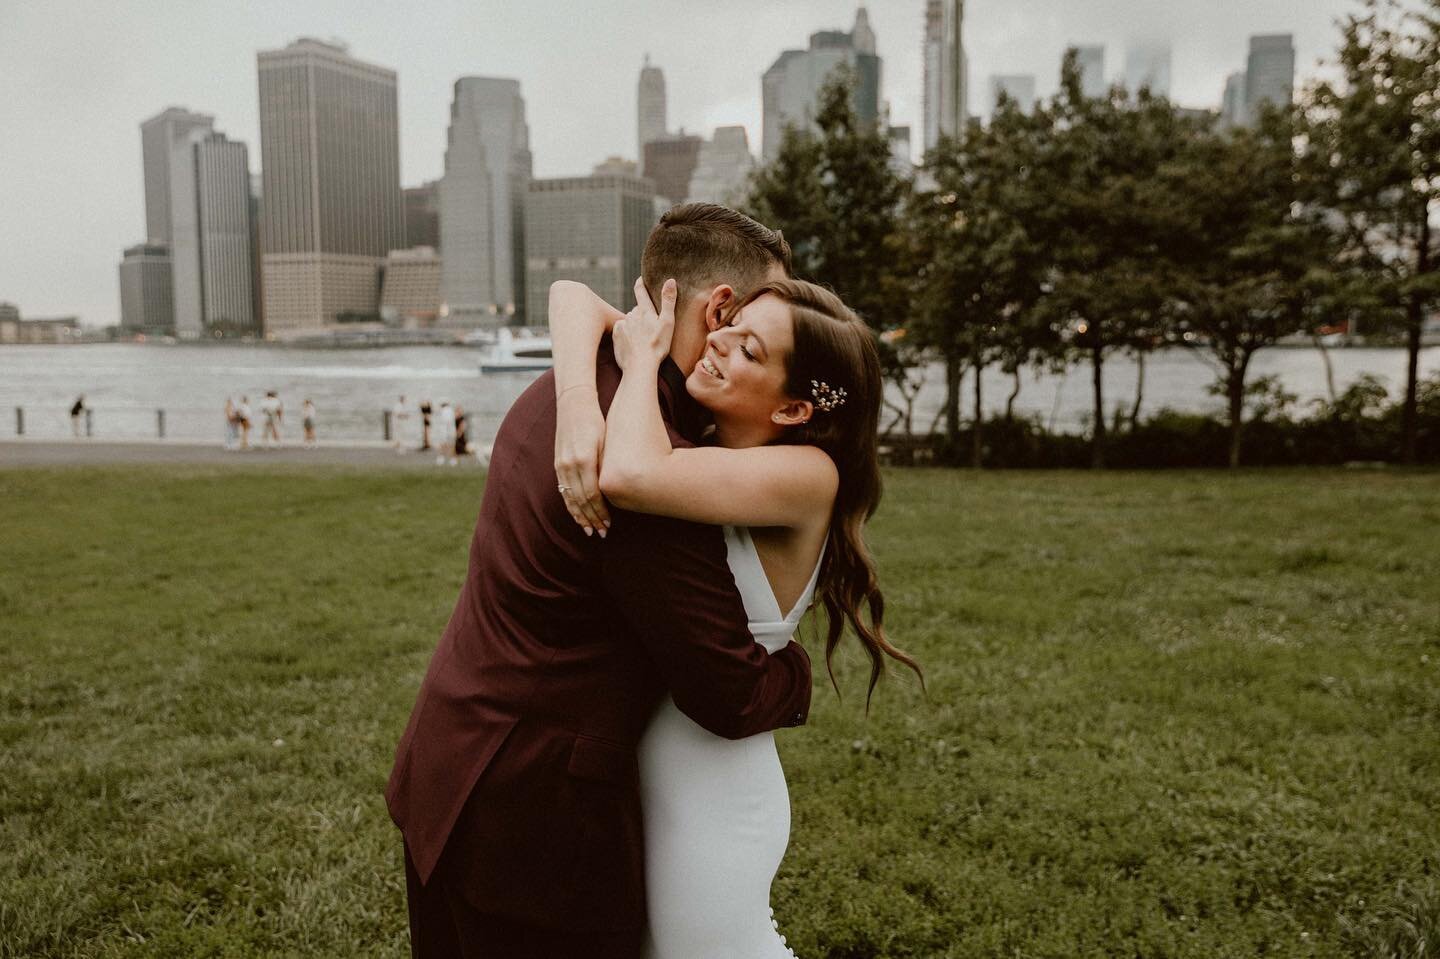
[810,379,848,412]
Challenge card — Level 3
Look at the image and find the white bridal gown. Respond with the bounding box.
[639,525,823,959]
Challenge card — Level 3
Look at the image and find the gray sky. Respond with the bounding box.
[0,0,1363,326]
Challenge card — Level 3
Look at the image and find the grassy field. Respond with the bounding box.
[1,464,1437,958]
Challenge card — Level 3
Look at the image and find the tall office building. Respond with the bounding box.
[1221,72,1248,127]
[190,133,257,334]
[257,38,403,331]
[405,181,441,250]
[989,74,1038,114]
[118,243,174,332]
[922,0,967,151]
[637,55,668,161]
[643,133,704,207]
[440,77,532,326]
[1245,34,1296,124]
[524,173,657,323]
[762,8,882,162]
[1125,41,1173,97]
[687,126,756,206]
[140,107,213,243]
[1069,44,1106,99]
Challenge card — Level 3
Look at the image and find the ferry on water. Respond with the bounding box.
[477,327,553,374]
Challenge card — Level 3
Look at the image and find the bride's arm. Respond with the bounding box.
[549,280,625,536]
[600,280,837,530]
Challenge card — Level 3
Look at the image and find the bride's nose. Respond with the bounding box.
[707,328,731,354]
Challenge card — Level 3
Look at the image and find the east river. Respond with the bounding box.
[1,342,1436,447]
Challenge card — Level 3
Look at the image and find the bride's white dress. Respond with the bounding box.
[640,525,822,959]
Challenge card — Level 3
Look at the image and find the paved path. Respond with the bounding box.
[0,439,490,470]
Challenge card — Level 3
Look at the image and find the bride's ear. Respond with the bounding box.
[772,399,814,427]
[703,285,735,332]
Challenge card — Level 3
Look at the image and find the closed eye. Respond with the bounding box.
[740,343,757,361]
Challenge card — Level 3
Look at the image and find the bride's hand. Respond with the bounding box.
[612,278,676,372]
[555,386,611,537]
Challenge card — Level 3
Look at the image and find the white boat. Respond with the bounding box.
[479,327,553,373]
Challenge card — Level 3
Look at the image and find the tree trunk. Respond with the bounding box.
[1226,352,1252,469]
[1090,343,1106,469]
[944,353,963,448]
[1313,334,1337,405]
[1401,214,1430,465]
[1130,352,1146,429]
[1006,368,1021,421]
[971,357,984,469]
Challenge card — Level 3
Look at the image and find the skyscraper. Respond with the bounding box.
[524,173,657,324]
[687,126,756,206]
[118,243,174,332]
[440,77,532,326]
[989,74,1038,114]
[1245,34,1296,124]
[1125,41,1173,97]
[191,133,257,334]
[922,0,966,152]
[643,133,703,207]
[637,55,667,161]
[140,107,213,243]
[1221,72,1248,128]
[1070,44,1106,99]
[763,9,883,162]
[404,181,442,250]
[257,38,403,331]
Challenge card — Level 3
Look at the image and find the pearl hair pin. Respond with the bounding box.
[810,379,847,412]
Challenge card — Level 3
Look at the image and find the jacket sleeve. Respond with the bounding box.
[599,509,812,739]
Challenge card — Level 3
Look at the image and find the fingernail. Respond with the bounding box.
[584,527,593,537]
[597,528,607,539]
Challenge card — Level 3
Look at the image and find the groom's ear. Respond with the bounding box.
[702,285,736,332]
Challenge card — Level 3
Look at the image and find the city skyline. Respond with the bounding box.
[2,0,1367,325]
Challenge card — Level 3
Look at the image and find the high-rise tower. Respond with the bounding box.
[638,55,668,162]
[763,8,883,161]
[1244,34,1295,124]
[440,77,532,326]
[140,107,213,244]
[922,0,966,151]
[256,38,403,331]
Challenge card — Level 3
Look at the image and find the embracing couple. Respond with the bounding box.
[386,203,921,958]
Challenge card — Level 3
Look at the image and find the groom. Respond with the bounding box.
[386,203,805,958]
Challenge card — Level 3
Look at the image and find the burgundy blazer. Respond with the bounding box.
[385,341,813,933]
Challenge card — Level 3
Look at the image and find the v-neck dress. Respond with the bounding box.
[638,525,824,959]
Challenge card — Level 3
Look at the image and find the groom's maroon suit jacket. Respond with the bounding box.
[385,341,813,933]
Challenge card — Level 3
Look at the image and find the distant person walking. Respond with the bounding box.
[302,399,317,448]
[237,395,252,450]
[454,405,469,459]
[261,391,283,447]
[435,401,457,466]
[392,394,411,454]
[224,397,240,450]
[419,400,433,451]
[69,395,86,437]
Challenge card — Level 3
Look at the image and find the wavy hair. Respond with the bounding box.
[724,279,923,708]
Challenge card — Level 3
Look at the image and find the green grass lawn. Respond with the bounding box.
[1,465,1437,958]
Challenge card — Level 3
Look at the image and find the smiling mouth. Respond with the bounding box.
[701,355,724,380]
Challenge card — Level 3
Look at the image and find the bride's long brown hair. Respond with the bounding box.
[724,279,923,708]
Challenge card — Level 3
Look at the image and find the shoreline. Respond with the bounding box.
[0,438,491,469]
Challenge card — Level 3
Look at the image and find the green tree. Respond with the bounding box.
[909,96,1053,465]
[1163,110,1338,467]
[746,65,911,393]
[1030,56,1194,467]
[1305,0,1440,463]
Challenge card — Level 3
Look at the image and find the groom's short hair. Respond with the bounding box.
[641,203,793,308]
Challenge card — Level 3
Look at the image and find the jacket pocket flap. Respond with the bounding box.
[566,735,637,785]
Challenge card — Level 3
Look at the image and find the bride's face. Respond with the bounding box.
[685,294,796,430]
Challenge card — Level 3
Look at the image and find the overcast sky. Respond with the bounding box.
[1,0,1366,326]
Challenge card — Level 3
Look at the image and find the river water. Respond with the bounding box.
[1,343,1436,446]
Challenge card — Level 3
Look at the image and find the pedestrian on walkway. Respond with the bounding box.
[302,399,317,448]
[419,399,433,451]
[392,395,411,454]
[224,397,240,450]
[69,395,86,437]
[435,401,457,466]
[260,391,283,447]
[454,405,469,459]
[237,395,252,450]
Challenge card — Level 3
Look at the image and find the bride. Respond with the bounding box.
[549,274,921,957]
